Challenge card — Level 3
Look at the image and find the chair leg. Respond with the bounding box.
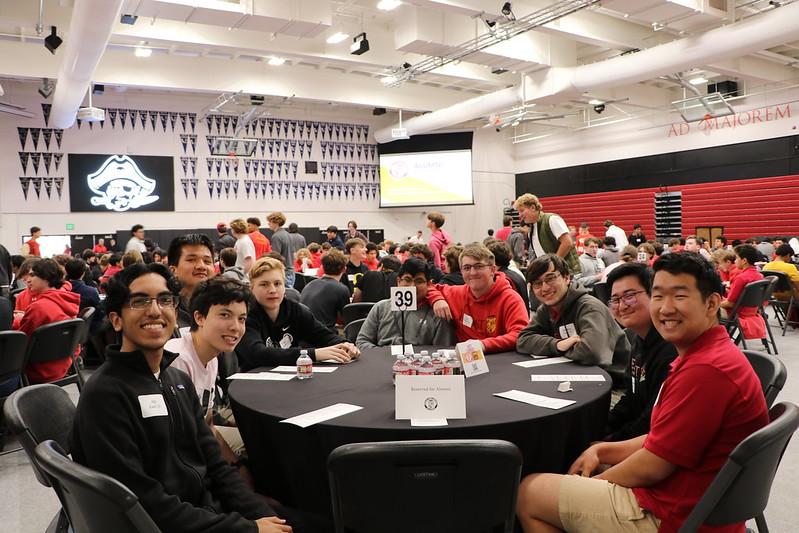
[762,311,779,355]
[754,513,769,533]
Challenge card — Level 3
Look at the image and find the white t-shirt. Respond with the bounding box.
[234,235,256,270]
[531,214,569,259]
[125,236,147,253]
[165,333,218,416]
[605,225,629,248]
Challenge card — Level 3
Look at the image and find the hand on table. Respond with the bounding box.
[433,300,452,320]
[256,516,292,533]
[556,335,581,352]
[339,342,361,360]
[567,444,601,477]
[315,345,352,363]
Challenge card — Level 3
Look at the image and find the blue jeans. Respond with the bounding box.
[285,270,296,289]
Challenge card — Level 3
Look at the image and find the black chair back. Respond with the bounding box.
[3,383,76,487]
[0,331,27,385]
[731,279,770,310]
[761,270,794,293]
[678,402,799,532]
[24,318,84,386]
[591,281,610,305]
[76,307,96,346]
[742,350,787,408]
[343,318,366,343]
[341,302,374,325]
[35,440,161,533]
[328,439,522,533]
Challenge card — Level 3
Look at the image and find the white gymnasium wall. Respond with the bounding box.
[514,86,799,174]
[0,82,515,252]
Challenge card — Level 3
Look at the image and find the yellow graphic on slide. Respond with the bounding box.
[379,151,472,205]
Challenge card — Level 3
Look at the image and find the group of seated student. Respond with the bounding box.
[516,252,769,533]
[7,221,789,533]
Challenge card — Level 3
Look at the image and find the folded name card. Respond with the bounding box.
[513,356,572,368]
[530,374,605,382]
[280,403,363,428]
[494,389,576,410]
[227,372,295,381]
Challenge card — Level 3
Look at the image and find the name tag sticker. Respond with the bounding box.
[558,325,568,339]
[462,314,473,328]
[565,323,577,337]
[138,394,168,418]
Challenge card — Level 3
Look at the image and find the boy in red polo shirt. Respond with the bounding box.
[720,244,766,341]
[516,252,768,533]
[427,242,528,353]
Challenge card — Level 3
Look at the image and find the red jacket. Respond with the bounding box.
[427,272,529,353]
[249,231,272,259]
[14,288,81,383]
[428,229,452,270]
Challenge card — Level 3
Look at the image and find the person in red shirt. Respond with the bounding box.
[720,244,766,341]
[575,222,593,255]
[516,252,768,533]
[13,258,80,383]
[712,248,740,293]
[93,238,108,254]
[363,243,380,270]
[495,215,513,242]
[426,211,452,270]
[307,243,323,269]
[427,242,528,353]
[24,226,42,256]
[246,217,272,259]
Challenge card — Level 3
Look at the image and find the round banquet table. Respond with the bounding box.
[229,347,611,516]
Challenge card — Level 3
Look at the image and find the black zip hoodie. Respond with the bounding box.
[236,298,346,370]
[70,345,274,533]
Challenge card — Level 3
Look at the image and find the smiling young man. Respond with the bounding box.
[604,263,677,441]
[427,243,528,353]
[516,254,628,366]
[236,257,360,370]
[513,194,581,275]
[167,234,216,329]
[70,263,294,533]
[516,252,768,533]
[356,258,455,351]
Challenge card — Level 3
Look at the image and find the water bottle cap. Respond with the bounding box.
[420,350,429,356]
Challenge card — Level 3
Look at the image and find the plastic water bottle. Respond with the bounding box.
[430,351,445,375]
[440,354,452,375]
[296,349,313,380]
[445,352,462,375]
[417,356,436,376]
[403,346,416,375]
[392,354,408,384]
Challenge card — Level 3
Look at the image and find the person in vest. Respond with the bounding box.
[513,193,581,276]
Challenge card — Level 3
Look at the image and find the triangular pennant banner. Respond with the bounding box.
[18,127,29,150]
[180,179,189,199]
[139,110,148,129]
[43,152,52,174]
[190,158,196,177]
[42,128,52,150]
[43,177,53,199]
[54,153,63,170]
[169,112,177,131]
[19,152,29,173]
[180,135,188,154]
[179,113,187,132]
[189,114,196,133]
[41,103,52,126]
[32,178,42,199]
[31,153,41,174]
[206,179,215,198]
[30,128,41,150]
[54,177,64,199]
[108,108,118,128]
[190,179,198,198]
[149,111,158,130]
[222,116,231,133]
[19,177,30,200]
[189,135,197,154]
[160,112,168,131]
[120,109,128,128]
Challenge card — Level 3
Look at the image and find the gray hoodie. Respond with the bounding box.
[516,285,629,366]
[356,299,456,351]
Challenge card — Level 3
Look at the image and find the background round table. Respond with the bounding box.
[230,347,611,516]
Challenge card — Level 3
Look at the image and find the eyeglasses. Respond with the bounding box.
[128,294,177,310]
[461,263,490,273]
[398,277,428,286]
[608,290,646,309]
[531,272,562,290]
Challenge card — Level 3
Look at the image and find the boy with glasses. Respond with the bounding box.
[517,254,629,366]
[516,252,768,533]
[70,263,295,533]
[604,263,677,441]
[428,243,528,353]
[356,258,455,350]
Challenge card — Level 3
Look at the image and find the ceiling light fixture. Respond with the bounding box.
[44,26,62,54]
[689,76,708,85]
[327,32,349,44]
[134,47,152,58]
[377,0,402,11]
[120,14,138,25]
[588,99,604,105]
[268,56,286,66]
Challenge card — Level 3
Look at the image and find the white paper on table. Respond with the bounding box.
[280,403,363,428]
[530,374,605,382]
[493,389,576,410]
[270,366,337,373]
[227,372,295,381]
[410,418,448,427]
[513,356,572,368]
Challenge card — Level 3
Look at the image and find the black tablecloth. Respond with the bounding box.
[230,348,611,515]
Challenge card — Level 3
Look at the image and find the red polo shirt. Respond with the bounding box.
[633,325,768,533]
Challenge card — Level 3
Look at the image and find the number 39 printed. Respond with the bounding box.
[390,286,417,311]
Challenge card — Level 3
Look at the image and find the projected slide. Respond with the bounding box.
[379,150,473,207]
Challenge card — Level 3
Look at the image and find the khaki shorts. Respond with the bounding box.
[559,475,660,533]
[215,425,246,457]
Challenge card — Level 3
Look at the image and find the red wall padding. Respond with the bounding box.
[536,174,799,240]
